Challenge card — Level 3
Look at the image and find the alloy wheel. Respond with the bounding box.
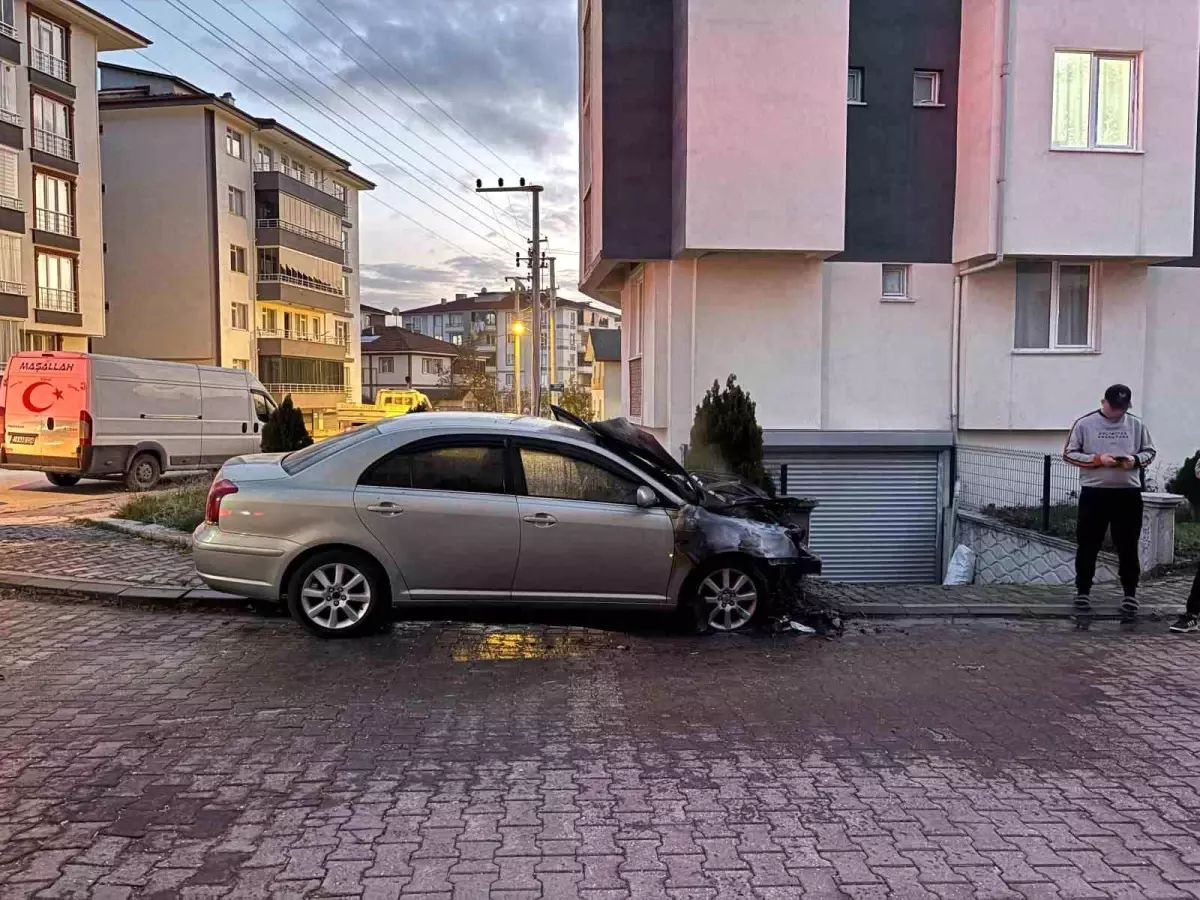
[698,567,758,632]
[300,563,372,631]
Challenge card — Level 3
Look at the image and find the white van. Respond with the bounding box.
[0,352,277,489]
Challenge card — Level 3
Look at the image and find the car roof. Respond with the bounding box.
[376,412,596,443]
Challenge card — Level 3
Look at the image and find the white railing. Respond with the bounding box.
[37,286,77,312]
[0,108,20,127]
[0,280,24,295]
[0,194,23,212]
[253,162,344,203]
[33,129,73,161]
[262,382,348,397]
[35,208,74,236]
[257,271,344,298]
[258,328,348,346]
[0,20,17,40]
[31,49,68,82]
[255,218,345,250]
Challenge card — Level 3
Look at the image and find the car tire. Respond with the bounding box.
[45,473,81,487]
[686,558,767,634]
[124,453,162,492]
[287,550,388,639]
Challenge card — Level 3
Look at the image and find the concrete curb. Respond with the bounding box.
[833,601,1166,621]
[83,516,193,548]
[0,571,248,611]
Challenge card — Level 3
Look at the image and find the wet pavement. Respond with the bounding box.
[3,593,1200,898]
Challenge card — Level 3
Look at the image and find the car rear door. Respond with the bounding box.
[510,439,675,606]
[353,435,520,602]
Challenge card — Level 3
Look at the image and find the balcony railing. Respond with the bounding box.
[0,20,17,40]
[0,194,23,212]
[35,208,74,236]
[33,129,73,161]
[31,49,68,83]
[262,382,349,398]
[256,218,345,250]
[253,162,343,202]
[258,271,345,299]
[37,286,78,312]
[259,328,349,346]
[0,280,24,295]
[0,108,20,127]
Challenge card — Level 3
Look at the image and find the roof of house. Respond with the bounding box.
[50,0,150,50]
[361,327,460,357]
[361,303,390,316]
[399,291,614,318]
[588,329,621,363]
[97,63,374,190]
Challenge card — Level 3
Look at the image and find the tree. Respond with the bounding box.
[555,381,594,421]
[1167,451,1200,511]
[261,395,313,453]
[685,375,768,489]
[441,330,505,412]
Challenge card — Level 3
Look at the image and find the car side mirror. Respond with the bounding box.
[636,486,657,509]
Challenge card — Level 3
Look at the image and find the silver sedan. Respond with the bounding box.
[193,413,819,637]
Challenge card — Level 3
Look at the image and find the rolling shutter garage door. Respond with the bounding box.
[767,452,943,583]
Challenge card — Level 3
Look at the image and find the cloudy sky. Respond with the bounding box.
[91,0,586,312]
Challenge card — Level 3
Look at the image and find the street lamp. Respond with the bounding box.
[509,320,526,414]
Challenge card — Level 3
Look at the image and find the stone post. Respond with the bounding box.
[1140,492,1187,573]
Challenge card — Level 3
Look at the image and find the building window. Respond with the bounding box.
[32,94,71,160]
[379,356,394,374]
[34,172,73,236]
[227,186,245,216]
[230,302,249,330]
[231,358,249,370]
[881,264,910,300]
[848,67,865,104]
[30,14,68,83]
[0,147,18,207]
[0,62,17,125]
[335,320,348,345]
[422,358,445,376]
[0,231,20,291]
[1052,51,1137,150]
[1014,261,1094,350]
[22,331,62,351]
[450,333,463,346]
[261,307,278,333]
[36,251,75,312]
[225,127,244,160]
[0,0,14,39]
[506,373,513,388]
[913,70,941,106]
[230,244,247,273]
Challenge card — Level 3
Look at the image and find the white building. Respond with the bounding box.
[359,326,459,404]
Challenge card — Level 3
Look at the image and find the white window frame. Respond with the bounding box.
[379,356,394,374]
[881,264,911,301]
[0,62,18,125]
[848,67,865,105]
[225,127,244,160]
[227,186,245,216]
[0,0,15,40]
[913,70,942,107]
[1013,261,1098,353]
[30,14,67,83]
[0,230,21,291]
[0,146,19,207]
[229,244,246,273]
[1051,50,1139,151]
[230,302,249,330]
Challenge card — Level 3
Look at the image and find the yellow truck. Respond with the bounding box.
[333,388,432,432]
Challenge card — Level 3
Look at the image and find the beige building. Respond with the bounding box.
[93,63,374,429]
[0,0,148,366]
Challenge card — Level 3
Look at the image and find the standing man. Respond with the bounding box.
[1170,456,1200,633]
[1064,384,1156,617]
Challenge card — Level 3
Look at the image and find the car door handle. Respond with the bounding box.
[367,502,404,516]
[523,513,557,527]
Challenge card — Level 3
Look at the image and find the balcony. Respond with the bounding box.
[0,21,19,66]
[33,207,77,251]
[31,129,76,174]
[0,280,26,318]
[31,49,67,82]
[255,217,345,265]
[257,329,350,362]
[0,193,23,234]
[35,286,80,326]
[253,162,346,217]
[262,382,352,409]
[257,271,348,315]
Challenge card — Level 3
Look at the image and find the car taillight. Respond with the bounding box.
[205,478,238,526]
[79,410,92,451]
[0,403,5,461]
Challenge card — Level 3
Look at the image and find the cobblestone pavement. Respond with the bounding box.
[0,524,202,588]
[4,595,1200,898]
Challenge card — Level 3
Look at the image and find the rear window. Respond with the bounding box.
[281,425,379,475]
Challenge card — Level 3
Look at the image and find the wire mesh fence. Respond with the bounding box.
[955,446,1082,534]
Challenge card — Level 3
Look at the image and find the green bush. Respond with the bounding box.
[1167,451,1200,510]
[261,395,313,453]
[685,375,769,491]
[116,481,209,533]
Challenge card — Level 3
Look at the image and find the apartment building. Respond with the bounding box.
[93,63,374,430]
[0,0,148,367]
[580,0,1200,582]
[399,289,620,393]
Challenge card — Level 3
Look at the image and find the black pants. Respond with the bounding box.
[1075,487,1143,597]
[1187,568,1200,616]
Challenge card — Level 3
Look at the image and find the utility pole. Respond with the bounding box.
[477,177,543,414]
[504,276,528,413]
[546,257,558,397]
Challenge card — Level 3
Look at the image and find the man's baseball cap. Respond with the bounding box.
[1105,384,1133,410]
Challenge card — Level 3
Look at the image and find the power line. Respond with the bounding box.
[130,0,522,256]
[225,0,529,241]
[309,0,522,179]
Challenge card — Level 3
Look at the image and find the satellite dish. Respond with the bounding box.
[392,307,401,315]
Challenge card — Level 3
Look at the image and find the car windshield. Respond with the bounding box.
[281,425,379,475]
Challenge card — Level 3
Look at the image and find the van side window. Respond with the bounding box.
[252,392,274,423]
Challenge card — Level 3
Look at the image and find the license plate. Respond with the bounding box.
[8,433,36,445]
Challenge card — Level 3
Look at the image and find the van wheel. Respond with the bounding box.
[45,473,81,487]
[287,550,388,638]
[124,453,161,491]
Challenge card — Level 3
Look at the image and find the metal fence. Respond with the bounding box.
[955,445,1081,533]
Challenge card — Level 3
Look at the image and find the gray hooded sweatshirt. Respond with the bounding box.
[1064,410,1156,489]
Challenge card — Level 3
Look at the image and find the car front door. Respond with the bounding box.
[511,440,675,605]
[354,436,520,602]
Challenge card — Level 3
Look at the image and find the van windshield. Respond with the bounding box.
[281,425,379,475]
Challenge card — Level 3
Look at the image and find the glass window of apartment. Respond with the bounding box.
[335,320,348,345]
[379,356,394,374]
[0,0,14,38]
[22,331,62,351]
[229,244,246,273]
[30,14,67,82]
[225,127,244,160]
[227,186,245,216]
[35,172,72,235]
[279,194,340,245]
[848,67,865,104]
[1052,51,1137,150]
[0,147,18,206]
[261,307,278,332]
[881,264,910,300]
[0,231,20,290]
[433,314,443,340]
[1014,261,1094,350]
[913,70,941,106]
[36,251,74,311]
[32,94,71,159]
[450,333,463,346]
[422,358,444,376]
[230,302,249,330]
[255,144,273,169]
[231,358,249,370]
[0,62,17,124]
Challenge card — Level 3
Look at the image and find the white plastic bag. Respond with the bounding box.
[944,544,976,585]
